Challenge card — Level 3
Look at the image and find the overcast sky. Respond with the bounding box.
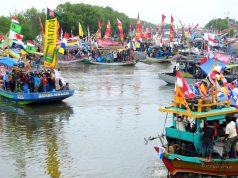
[1,0,237,26]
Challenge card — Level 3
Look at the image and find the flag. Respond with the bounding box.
[15,34,23,40]
[79,22,84,37]
[117,18,124,46]
[170,15,174,43]
[160,14,166,43]
[87,25,90,38]
[11,16,19,24]
[228,86,238,108]
[176,71,195,99]
[44,17,58,67]
[38,16,45,35]
[103,19,111,40]
[200,58,226,75]
[154,146,165,159]
[0,37,11,49]
[26,40,36,53]
[10,22,22,34]
[95,20,102,39]
[47,8,61,20]
[135,13,142,42]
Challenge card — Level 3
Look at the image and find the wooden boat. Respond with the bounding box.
[83,58,137,66]
[158,72,197,85]
[0,89,75,105]
[146,56,173,63]
[153,81,238,176]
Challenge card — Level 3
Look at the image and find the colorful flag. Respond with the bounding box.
[44,17,58,67]
[38,16,45,35]
[103,19,111,40]
[170,15,174,43]
[200,58,226,75]
[10,22,22,34]
[95,20,102,39]
[79,22,84,37]
[135,13,141,42]
[154,146,165,159]
[15,34,23,40]
[160,14,166,43]
[26,40,36,53]
[176,71,195,99]
[117,18,124,46]
[11,16,19,24]
[228,86,238,108]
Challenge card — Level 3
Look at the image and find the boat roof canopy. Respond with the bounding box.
[159,106,238,119]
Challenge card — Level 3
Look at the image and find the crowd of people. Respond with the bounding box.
[174,114,238,160]
[0,67,69,93]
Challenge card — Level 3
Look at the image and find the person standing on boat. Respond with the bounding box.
[223,116,238,158]
[202,121,215,160]
[3,71,9,90]
[174,115,187,131]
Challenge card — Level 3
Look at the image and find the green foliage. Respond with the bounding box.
[205,18,228,31]
[0,2,155,41]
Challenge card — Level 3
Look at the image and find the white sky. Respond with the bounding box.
[1,0,237,26]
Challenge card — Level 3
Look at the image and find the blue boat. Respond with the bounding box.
[0,89,75,105]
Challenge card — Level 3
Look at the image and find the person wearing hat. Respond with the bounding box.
[223,116,238,158]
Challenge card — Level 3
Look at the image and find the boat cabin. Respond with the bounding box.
[160,92,238,158]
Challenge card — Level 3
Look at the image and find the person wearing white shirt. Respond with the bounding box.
[223,117,238,158]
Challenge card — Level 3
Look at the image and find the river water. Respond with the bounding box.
[0,62,175,178]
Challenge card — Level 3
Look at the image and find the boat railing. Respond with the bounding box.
[173,95,231,113]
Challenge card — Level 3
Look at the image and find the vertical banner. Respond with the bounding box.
[160,14,166,43]
[44,17,58,67]
[170,15,174,43]
[117,18,124,46]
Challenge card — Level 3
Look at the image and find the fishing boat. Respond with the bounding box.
[0,89,75,105]
[83,58,137,66]
[152,77,238,176]
[158,58,206,85]
[146,56,173,63]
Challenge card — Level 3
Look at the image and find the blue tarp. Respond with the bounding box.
[200,58,226,75]
[0,57,18,68]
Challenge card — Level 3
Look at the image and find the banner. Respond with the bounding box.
[97,39,119,47]
[160,14,166,43]
[170,15,174,42]
[117,18,124,46]
[44,17,58,67]
[10,22,22,34]
[103,20,111,40]
[79,22,84,37]
[135,13,141,42]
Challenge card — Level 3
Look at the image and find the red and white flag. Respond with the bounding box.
[27,40,35,46]
[176,71,195,99]
[11,16,19,24]
[15,34,23,40]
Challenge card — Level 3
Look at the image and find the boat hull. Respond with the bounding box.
[163,157,238,176]
[83,59,137,66]
[0,89,75,105]
[158,73,197,85]
[146,56,172,63]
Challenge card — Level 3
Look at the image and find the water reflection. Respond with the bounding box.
[0,100,73,178]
